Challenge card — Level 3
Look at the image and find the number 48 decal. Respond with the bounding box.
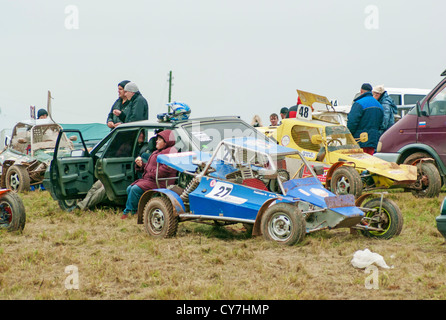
[297,105,312,120]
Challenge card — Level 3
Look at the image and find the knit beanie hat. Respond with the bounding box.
[124,82,139,93]
[37,109,48,118]
[372,85,385,94]
[361,83,373,91]
[118,80,130,88]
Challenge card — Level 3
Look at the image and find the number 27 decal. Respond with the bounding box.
[207,182,233,199]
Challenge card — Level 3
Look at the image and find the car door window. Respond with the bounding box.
[104,130,138,158]
[429,86,446,116]
[291,125,321,152]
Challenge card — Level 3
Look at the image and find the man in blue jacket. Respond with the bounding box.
[347,84,384,155]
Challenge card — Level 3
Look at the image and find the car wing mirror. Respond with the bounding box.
[418,101,428,117]
[359,132,368,143]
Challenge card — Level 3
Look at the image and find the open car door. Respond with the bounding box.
[48,129,94,200]
[94,128,140,203]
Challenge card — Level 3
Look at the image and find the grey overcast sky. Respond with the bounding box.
[0,0,445,129]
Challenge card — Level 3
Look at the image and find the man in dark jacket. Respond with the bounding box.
[106,80,131,130]
[372,85,398,135]
[121,129,177,219]
[347,89,384,155]
[113,81,148,123]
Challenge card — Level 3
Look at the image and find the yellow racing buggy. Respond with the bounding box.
[270,90,441,198]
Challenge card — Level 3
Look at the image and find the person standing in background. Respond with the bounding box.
[347,84,384,155]
[113,82,148,123]
[372,85,398,135]
[107,80,131,130]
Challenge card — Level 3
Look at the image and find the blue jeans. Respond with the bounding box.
[124,185,144,215]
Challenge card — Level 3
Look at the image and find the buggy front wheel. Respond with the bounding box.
[261,203,306,246]
[359,197,403,239]
[330,166,363,198]
[143,197,178,238]
[5,165,31,193]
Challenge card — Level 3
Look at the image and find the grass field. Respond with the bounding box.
[1,189,446,300]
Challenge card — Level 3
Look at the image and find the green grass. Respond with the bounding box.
[0,189,445,300]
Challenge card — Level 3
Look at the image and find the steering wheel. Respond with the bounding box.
[327,139,342,146]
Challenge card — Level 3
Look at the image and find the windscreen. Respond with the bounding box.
[182,120,272,152]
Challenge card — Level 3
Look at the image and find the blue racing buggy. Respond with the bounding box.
[136,137,403,245]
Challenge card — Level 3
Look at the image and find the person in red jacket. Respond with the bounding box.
[121,129,177,219]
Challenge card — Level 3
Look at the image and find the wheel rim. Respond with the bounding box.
[0,200,13,228]
[335,176,350,194]
[64,199,77,207]
[268,212,292,241]
[416,166,430,192]
[8,172,20,191]
[364,207,391,236]
[149,208,165,234]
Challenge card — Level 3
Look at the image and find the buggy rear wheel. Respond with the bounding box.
[0,191,26,232]
[411,162,441,198]
[330,166,363,198]
[5,165,31,193]
[360,197,403,239]
[143,197,178,238]
[261,203,306,246]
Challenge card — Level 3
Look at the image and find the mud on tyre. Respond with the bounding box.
[330,166,363,198]
[261,203,306,246]
[5,165,31,193]
[143,197,179,238]
[360,197,403,239]
[412,162,441,198]
[0,192,26,232]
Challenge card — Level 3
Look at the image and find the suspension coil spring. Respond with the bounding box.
[180,177,200,202]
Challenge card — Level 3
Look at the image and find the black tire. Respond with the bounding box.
[58,199,79,212]
[143,197,178,238]
[261,203,306,246]
[411,162,441,198]
[5,165,31,193]
[360,197,403,239]
[0,192,26,232]
[330,166,363,198]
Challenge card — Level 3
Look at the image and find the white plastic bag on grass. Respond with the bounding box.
[351,249,392,269]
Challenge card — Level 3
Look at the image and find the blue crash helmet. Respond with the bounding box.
[167,101,191,121]
[157,101,191,122]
